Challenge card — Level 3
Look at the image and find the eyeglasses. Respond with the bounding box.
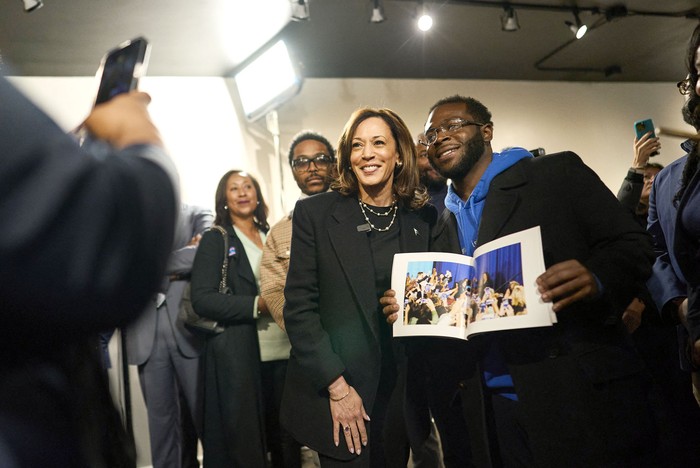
[677,78,692,96]
[421,118,484,146]
[291,153,333,172]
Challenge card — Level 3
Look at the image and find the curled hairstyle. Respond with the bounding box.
[687,23,700,91]
[214,170,269,232]
[333,107,428,210]
[287,130,335,167]
[429,95,493,126]
[677,23,700,203]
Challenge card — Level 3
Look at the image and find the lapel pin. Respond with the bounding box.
[414,228,420,237]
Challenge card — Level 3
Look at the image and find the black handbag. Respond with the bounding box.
[178,225,230,335]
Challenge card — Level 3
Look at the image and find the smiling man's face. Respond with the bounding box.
[291,139,333,196]
[424,102,490,181]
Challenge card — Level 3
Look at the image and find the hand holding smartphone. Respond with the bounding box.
[94,37,150,106]
[634,118,659,157]
[76,37,150,147]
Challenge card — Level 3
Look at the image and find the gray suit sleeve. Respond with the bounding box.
[166,205,214,275]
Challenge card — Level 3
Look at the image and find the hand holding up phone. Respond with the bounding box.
[84,92,163,149]
[94,37,150,106]
[633,118,660,159]
[633,131,661,168]
[74,37,152,147]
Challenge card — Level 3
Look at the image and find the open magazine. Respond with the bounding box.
[391,226,555,340]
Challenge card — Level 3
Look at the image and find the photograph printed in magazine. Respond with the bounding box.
[391,226,556,340]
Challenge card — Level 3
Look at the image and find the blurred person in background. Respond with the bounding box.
[0,79,179,467]
[416,132,448,215]
[125,203,212,468]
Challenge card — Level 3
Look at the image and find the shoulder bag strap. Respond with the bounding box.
[209,225,230,293]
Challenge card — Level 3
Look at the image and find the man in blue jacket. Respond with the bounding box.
[385,95,657,467]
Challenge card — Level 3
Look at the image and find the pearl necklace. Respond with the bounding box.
[358,199,398,232]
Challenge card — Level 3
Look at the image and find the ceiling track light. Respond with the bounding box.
[290,0,309,21]
[22,0,43,12]
[500,6,519,32]
[370,0,386,23]
[417,0,433,32]
[565,10,587,39]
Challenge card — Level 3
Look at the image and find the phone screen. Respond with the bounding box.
[94,38,149,105]
[634,118,659,156]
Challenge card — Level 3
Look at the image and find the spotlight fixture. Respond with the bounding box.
[565,10,587,39]
[290,0,309,21]
[417,13,433,31]
[22,0,43,12]
[370,0,386,23]
[416,1,433,32]
[233,40,303,122]
[500,6,519,32]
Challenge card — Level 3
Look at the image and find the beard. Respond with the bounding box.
[682,92,700,130]
[299,172,332,195]
[431,132,486,181]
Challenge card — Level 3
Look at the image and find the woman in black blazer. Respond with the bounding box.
[281,108,436,466]
[191,170,273,467]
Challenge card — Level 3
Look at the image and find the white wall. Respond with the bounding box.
[273,78,691,215]
[8,76,267,215]
[13,75,691,224]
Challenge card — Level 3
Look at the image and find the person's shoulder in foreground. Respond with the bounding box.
[0,76,180,339]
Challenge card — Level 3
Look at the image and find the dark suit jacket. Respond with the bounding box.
[0,77,178,467]
[431,152,656,467]
[191,224,267,467]
[280,191,435,460]
[648,155,689,320]
[672,155,700,344]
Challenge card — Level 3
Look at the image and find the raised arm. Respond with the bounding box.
[0,80,178,337]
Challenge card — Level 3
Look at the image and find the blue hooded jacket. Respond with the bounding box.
[445,147,533,256]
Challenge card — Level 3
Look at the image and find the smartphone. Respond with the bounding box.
[93,37,150,106]
[634,118,659,156]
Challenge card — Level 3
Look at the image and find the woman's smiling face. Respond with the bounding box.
[350,116,399,200]
[225,172,258,219]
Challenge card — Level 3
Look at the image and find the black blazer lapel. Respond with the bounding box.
[432,209,461,254]
[477,162,527,246]
[399,206,432,253]
[327,197,380,340]
[225,226,257,291]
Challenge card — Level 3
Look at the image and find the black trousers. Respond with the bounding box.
[261,359,302,468]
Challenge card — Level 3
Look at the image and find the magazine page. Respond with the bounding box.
[391,251,474,339]
[391,226,554,340]
[465,226,555,338]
